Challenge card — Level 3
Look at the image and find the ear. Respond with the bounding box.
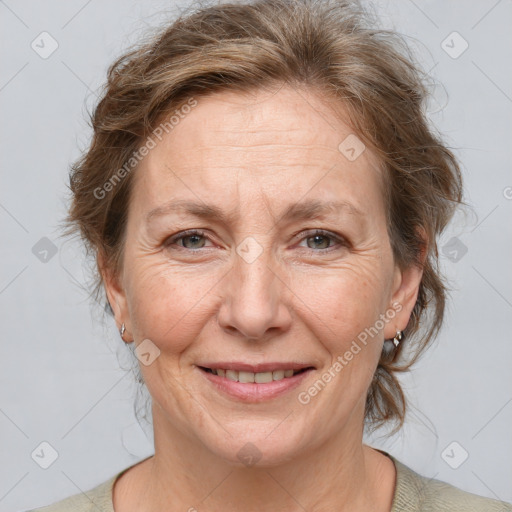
[384,229,427,340]
[98,251,133,343]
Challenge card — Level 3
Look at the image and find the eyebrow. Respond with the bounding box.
[145,198,364,226]
[146,200,239,225]
[277,199,364,223]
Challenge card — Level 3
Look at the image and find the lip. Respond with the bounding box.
[196,364,315,402]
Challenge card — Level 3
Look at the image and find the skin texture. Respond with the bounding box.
[103,84,424,511]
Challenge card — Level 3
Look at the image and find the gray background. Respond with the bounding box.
[1,0,511,510]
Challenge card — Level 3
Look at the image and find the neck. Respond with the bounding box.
[116,403,394,512]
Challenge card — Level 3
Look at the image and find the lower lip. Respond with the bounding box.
[198,367,314,402]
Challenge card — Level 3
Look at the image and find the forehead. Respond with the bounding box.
[130,85,385,221]
[151,85,364,159]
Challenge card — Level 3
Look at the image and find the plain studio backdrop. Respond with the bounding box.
[1,1,511,510]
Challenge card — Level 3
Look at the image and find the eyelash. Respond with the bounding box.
[297,229,347,252]
[165,230,211,251]
[165,229,347,254]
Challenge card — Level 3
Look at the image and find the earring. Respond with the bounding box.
[120,323,126,341]
[393,330,403,348]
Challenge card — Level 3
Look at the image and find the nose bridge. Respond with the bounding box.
[218,244,289,340]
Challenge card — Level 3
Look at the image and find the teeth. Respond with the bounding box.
[238,371,255,383]
[210,368,305,382]
[255,371,273,383]
[272,370,285,380]
[226,370,238,381]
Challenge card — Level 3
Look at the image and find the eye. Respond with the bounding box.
[297,229,345,251]
[166,229,212,250]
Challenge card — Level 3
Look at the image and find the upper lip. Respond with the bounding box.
[197,362,315,373]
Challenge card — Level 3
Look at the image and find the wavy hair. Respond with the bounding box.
[63,0,463,433]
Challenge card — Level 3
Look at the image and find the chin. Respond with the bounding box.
[197,423,309,468]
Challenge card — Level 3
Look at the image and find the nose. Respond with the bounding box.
[217,247,292,341]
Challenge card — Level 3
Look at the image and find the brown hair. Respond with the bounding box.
[63,0,463,433]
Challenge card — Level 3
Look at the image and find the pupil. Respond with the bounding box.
[184,235,204,248]
[308,235,329,249]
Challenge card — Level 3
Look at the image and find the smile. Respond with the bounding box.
[197,364,315,402]
[200,367,310,383]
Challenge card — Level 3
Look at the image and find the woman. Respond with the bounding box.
[30,0,512,510]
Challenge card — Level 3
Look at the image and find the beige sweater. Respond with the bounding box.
[29,451,512,511]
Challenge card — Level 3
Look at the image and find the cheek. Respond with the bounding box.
[125,258,223,354]
[292,263,389,356]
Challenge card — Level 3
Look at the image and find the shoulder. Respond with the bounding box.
[26,474,117,512]
[388,453,512,512]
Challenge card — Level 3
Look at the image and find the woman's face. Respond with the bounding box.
[105,85,421,465]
